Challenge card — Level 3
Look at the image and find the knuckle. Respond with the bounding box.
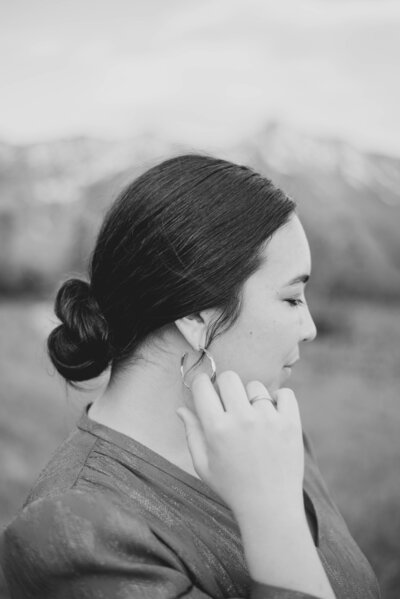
[248,378,263,385]
[195,372,209,384]
[277,387,295,398]
[217,370,240,386]
[191,372,209,390]
[246,380,269,397]
[277,387,297,405]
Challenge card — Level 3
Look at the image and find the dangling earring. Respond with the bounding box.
[180,345,217,389]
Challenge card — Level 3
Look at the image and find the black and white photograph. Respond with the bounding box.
[0,1,399,598]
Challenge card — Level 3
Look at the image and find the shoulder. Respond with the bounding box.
[23,426,100,504]
[1,488,185,596]
[3,488,154,558]
[1,489,176,568]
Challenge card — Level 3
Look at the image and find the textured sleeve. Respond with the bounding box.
[249,581,322,599]
[1,490,321,599]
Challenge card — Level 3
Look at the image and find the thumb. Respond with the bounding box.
[176,407,208,479]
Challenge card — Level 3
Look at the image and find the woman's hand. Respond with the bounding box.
[176,370,305,520]
[177,372,337,599]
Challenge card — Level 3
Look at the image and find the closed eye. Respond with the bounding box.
[285,298,304,307]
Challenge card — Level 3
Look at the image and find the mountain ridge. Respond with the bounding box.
[0,123,399,300]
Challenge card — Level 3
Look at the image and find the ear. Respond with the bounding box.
[174,311,210,351]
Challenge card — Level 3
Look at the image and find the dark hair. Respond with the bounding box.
[47,154,296,384]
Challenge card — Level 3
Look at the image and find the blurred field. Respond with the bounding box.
[0,297,399,598]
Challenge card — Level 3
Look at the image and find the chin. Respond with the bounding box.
[277,367,292,387]
[262,369,289,394]
[267,378,281,394]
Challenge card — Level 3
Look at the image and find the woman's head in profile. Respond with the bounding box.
[48,154,317,394]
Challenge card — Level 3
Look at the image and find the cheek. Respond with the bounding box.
[208,303,299,383]
[253,308,300,360]
[207,311,269,373]
[256,323,287,364]
[238,315,286,374]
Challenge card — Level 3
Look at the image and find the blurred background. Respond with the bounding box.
[0,0,399,597]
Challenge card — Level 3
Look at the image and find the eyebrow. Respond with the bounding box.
[284,274,310,286]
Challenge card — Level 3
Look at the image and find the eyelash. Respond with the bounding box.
[286,298,304,307]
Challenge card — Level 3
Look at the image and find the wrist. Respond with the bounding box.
[232,491,306,526]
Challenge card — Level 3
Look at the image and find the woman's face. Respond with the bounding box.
[209,214,317,394]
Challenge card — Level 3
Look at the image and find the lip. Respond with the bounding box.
[284,358,299,368]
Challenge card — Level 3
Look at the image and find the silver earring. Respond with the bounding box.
[180,346,217,389]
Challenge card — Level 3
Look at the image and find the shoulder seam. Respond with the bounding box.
[69,435,100,492]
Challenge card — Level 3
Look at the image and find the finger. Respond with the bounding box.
[216,371,252,414]
[176,407,208,478]
[190,373,225,429]
[275,387,302,428]
[246,380,278,415]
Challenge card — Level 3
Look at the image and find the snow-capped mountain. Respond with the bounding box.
[0,124,399,300]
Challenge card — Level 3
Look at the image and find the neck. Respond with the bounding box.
[88,329,201,479]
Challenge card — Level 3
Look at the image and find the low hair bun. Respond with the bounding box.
[47,278,112,383]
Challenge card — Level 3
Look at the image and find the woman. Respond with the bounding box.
[0,155,381,598]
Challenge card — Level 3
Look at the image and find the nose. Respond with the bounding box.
[301,304,317,343]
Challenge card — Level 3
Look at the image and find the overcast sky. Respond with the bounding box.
[1,0,400,156]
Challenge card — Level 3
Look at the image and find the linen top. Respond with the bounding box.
[0,404,381,599]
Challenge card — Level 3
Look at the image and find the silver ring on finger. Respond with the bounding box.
[249,395,277,408]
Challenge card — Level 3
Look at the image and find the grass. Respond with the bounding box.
[0,298,399,598]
